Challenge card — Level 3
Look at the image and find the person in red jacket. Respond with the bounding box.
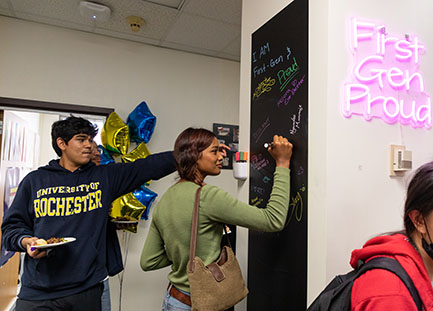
[350,161,433,311]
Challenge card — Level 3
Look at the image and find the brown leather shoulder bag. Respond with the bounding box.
[187,187,248,310]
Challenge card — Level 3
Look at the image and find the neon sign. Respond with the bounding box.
[343,18,431,129]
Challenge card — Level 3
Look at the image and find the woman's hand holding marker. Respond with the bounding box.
[266,135,292,168]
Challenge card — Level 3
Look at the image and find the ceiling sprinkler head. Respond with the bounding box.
[126,16,145,32]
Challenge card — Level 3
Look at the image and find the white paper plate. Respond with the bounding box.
[32,237,76,250]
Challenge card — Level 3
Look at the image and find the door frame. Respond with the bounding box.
[0,96,114,116]
[0,96,113,311]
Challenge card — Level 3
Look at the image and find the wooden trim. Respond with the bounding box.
[0,96,114,116]
[0,254,20,311]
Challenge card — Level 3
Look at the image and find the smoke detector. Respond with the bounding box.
[79,1,111,22]
[126,16,145,32]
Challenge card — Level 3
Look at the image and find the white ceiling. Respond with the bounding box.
[0,0,242,62]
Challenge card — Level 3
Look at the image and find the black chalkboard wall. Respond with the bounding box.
[248,0,308,310]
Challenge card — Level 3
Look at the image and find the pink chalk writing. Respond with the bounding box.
[277,75,306,107]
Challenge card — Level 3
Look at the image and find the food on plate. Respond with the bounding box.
[35,238,47,246]
[47,237,65,244]
[35,237,65,246]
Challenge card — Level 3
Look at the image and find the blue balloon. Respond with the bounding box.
[98,145,115,165]
[132,186,158,220]
[127,101,157,143]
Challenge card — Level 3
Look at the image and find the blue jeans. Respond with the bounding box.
[101,279,111,311]
[162,288,191,311]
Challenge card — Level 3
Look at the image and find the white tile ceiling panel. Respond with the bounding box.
[95,27,160,46]
[12,12,95,32]
[182,0,241,25]
[11,0,88,24]
[221,35,241,57]
[96,0,178,40]
[164,13,240,52]
[1,0,241,62]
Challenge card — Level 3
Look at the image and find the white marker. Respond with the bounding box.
[263,142,274,149]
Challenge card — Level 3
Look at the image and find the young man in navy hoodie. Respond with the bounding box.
[1,116,176,310]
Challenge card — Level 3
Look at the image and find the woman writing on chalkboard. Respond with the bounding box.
[140,127,293,311]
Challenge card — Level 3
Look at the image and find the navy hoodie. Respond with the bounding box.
[1,151,175,300]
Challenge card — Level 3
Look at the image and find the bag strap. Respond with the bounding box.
[222,225,233,248]
[356,257,423,311]
[188,187,202,273]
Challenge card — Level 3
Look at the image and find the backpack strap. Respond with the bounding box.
[356,257,423,311]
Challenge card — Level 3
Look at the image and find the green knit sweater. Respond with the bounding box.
[140,167,290,292]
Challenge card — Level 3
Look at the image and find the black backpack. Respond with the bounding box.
[307,257,423,311]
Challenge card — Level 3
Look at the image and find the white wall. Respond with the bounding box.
[308,0,329,301]
[0,16,240,310]
[240,0,433,307]
[326,0,433,292]
[38,114,59,166]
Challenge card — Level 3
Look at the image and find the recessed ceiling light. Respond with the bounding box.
[79,1,111,22]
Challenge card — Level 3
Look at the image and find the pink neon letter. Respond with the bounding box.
[383,97,399,120]
[352,18,375,50]
[395,40,412,62]
[406,71,425,92]
[378,34,398,56]
[399,99,416,123]
[416,97,432,128]
[387,67,405,89]
[354,55,386,88]
[409,37,425,64]
[344,84,369,116]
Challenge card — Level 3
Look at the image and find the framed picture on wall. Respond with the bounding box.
[212,123,239,170]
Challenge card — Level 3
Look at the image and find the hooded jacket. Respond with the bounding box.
[350,233,433,311]
[1,151,175,300]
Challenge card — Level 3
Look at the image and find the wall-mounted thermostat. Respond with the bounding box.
[390,144,412,176]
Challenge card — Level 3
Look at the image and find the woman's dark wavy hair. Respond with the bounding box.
[51,116,98,156]
[173,127,216,182]
[404,161,433,236]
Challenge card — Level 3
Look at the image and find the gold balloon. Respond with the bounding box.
[110,193,146,233]
[101,112,130,155]
[121,142,151,163]
[121,142,152,185]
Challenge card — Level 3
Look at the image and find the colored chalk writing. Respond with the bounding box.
[287,185,305,224]
[263,176,271,183]
[252,44,293,78]
[251,196,264,207]
[253,77,276,100]
[278,75,306,107]
[289,105,304,135]
[277,57,300,92]
[252,117,271,143]
[251,154,270,171]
